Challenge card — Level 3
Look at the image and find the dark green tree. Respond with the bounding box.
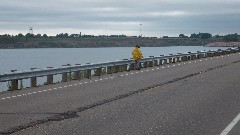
[17,33,24,37]
[25,33,34,38]
[43,34,48,38]
[199,33,212,39]
[179,34,188,38]
[223,34,238,42]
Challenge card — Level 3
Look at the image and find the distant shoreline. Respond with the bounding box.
[0,37,218,49]
[205,42,240,47]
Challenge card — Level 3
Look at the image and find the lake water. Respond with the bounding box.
[0,46,230,92]
[0,46,229,73]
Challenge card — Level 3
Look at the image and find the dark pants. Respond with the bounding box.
[135,60,141,69]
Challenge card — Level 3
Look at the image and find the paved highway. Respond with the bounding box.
[0,53,240,135]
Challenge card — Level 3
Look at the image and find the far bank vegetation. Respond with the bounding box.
[0,32,239,48]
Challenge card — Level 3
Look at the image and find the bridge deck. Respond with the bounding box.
[1,53,240,135]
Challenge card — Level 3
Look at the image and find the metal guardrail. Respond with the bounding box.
[0,48,239,90]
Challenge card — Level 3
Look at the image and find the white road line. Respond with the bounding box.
[131,73,134,75]
[6,97,11,99]
[120,75,124,77]
[58,87,62,89]
[173,65,175,67]
[178,64,181,65]
[189,62,192,63]
[157,68,159,69]
[220,113,240,135]
[99,79,103,81]
[38,91,42,93]
[79,83,83,84]
[1,98,6,100]
[95,80,98,82]
[146,70,149,71]
[162,67,165,68]
[126,74,129,76]
[136,72,139,74]
[152,69,155,70]
[84,82,88,83]
[32,92,37,94]
[12,96,16,98]
[17,95,22,96]
[105,78,108,80]
[28,93,32,94]
[167,66,170,68]
[43,89,48,91]
[64,86,68,88]
[141,71,144,72]
[74,84,78,86]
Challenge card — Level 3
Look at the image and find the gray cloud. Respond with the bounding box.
[0,0,240,37]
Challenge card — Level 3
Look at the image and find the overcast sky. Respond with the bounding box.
[1,0,240,37]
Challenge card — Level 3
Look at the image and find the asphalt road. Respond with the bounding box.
[0,53,240,135]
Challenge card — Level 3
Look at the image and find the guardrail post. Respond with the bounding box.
[47,75,53,84]
[182,56,187,61]
[196,54,200,59]
[95,68,102,76]
[9,70,18,90]
[207,52,214,57]
[122,59,129,71]
[168,58,172,64]
[143,61,147,68]
[172,57,176,63]
[123,64,128,71]
[30,68,37,87]
[154,60,158,66]
[107,66,113,74]
[62,72,68,82]
[73,71,80,80]
[47,67,54,84]
[149,61,154,67]
[160,59,167,65]
[159,59,163,65]
[129,63,135,70]
[114,66,120,73]
[148,56,154,67]
[118,65,123,72]
[176,57,181,62]
[84,69,91,78]
[11,80,18,90]
[191,55,194,60]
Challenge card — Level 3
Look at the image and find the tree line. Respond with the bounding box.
[177,33,239,42]
[0,32,239,42]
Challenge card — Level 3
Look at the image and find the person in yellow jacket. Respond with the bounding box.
[132,45,143,70]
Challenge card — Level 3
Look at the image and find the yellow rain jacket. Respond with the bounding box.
[132,47,143,61]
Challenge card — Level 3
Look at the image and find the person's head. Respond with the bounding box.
[135,45,140,48]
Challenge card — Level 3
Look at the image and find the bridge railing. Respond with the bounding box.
[0,48,239,91]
